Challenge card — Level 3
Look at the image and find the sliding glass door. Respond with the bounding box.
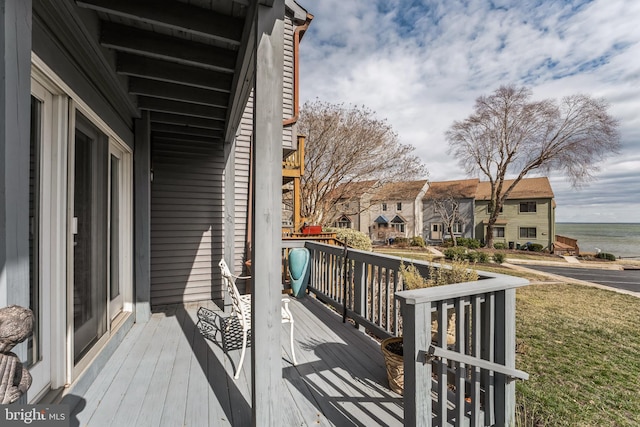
[71,112,108,363]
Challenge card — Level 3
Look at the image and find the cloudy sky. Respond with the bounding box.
[298,0,640,223]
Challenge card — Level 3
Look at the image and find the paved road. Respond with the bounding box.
[522,265,640,294]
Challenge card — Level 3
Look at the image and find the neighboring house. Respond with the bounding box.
[474,177,556,249]
[328,180,379,231]
[423,178,479,243]
[423,177,556,250]
[1,0,310,418]
[329,180,429,243]
[367,180,429,242]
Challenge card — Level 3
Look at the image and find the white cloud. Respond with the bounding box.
[300,0,640,222]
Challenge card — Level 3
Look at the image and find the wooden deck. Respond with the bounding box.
[67,296,403,426]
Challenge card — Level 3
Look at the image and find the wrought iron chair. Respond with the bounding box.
[218,259,297,379]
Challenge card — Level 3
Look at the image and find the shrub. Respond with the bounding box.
[493,242,507,250]
[410,236,426,247]
[400,259,479,289]
[596,252,616,261]
[443,247,467,261]
[394,237,409,247]
[466,251,480,263]
[324,227,372,251]
[493,252,506,264]
[527,243,544,252]
[477,252,490,263]
[457,237,481,249]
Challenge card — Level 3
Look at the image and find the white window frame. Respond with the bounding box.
[32,54,134,387]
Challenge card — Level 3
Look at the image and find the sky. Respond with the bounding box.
[298,0,640,223]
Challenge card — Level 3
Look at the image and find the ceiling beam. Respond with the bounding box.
[151,123,224,138]
[129,78,229,108]
[116,54,233,92]
[101,22,237,72]
[76,0,243,46]
[152,131,221,144]
[150,112,223,130]
[137,96,226,121]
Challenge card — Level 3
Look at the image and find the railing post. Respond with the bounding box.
[494,288,517,426]
[352,259,367,330]
[400,299,432,427]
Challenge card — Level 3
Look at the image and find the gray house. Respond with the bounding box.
[423,179,479,242]
[1,0,311,422]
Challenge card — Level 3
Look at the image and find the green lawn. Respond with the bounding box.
[516,284,640,426]
[375,247,640,425]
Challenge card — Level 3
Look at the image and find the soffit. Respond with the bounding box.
[75,0,251,145]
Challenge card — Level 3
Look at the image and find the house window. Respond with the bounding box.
[493,227,505,238]
[382,203,387,211]
[519,202,536,213]
[336,216,351,229]
[393,223,405,233]
[452,222,463,234]
[396,202,402,211]
[520,227,537,239]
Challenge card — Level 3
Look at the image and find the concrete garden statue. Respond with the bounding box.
[0,305,34,403]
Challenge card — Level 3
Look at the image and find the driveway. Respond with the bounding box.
[517,264,640,294]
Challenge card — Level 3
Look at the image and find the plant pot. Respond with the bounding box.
[381,337,404,395]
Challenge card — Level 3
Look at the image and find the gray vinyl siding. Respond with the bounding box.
[150,137,224,306]
[233,96,252,278]
[32,1,134,147]
[282,16,295,147]
[423,198,475,241]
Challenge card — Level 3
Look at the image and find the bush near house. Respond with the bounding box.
[493,252,506,264]
[493,242,507,250]
[442,237,482,249]
[324,227,372,251]
[523,243,544,252]
[410,236,425,247]
[596,252,616,261]
[443,247,467,261]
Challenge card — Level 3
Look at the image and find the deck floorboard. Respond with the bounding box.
[69,296,403,426]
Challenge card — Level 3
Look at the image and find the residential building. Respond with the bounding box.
[475,177,556,249]
[329,180,429,242]
[367,180,429,242]
[423,178,479,243]
[1,1,311,422]
[423,177,556,250]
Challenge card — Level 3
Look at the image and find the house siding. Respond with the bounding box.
[474,198,554,248]
[423,198,475,241]
[150,137,224,306]
[32,1,134,147]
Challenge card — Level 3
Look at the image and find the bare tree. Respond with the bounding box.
[432,195,462,246]
[299,100,427,225]
[446,85,620,248]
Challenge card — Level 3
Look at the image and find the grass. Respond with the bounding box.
[373,248,550,282]
[377,247,640,425]
[516,283,640,426]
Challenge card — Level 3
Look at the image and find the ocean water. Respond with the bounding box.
[556,223,640,259]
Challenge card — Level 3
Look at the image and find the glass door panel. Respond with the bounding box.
[109,152,123,319]
[72,112,108,363]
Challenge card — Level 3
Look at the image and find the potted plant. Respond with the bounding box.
[381,260,478,395]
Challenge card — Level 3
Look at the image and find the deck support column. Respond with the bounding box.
[252,1,285,425]
[0,0,32,314]
[134,110,151,322]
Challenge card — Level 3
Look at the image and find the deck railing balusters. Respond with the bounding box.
[283,241,528,426]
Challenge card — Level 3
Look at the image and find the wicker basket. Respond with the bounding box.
[381,337,404,395]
